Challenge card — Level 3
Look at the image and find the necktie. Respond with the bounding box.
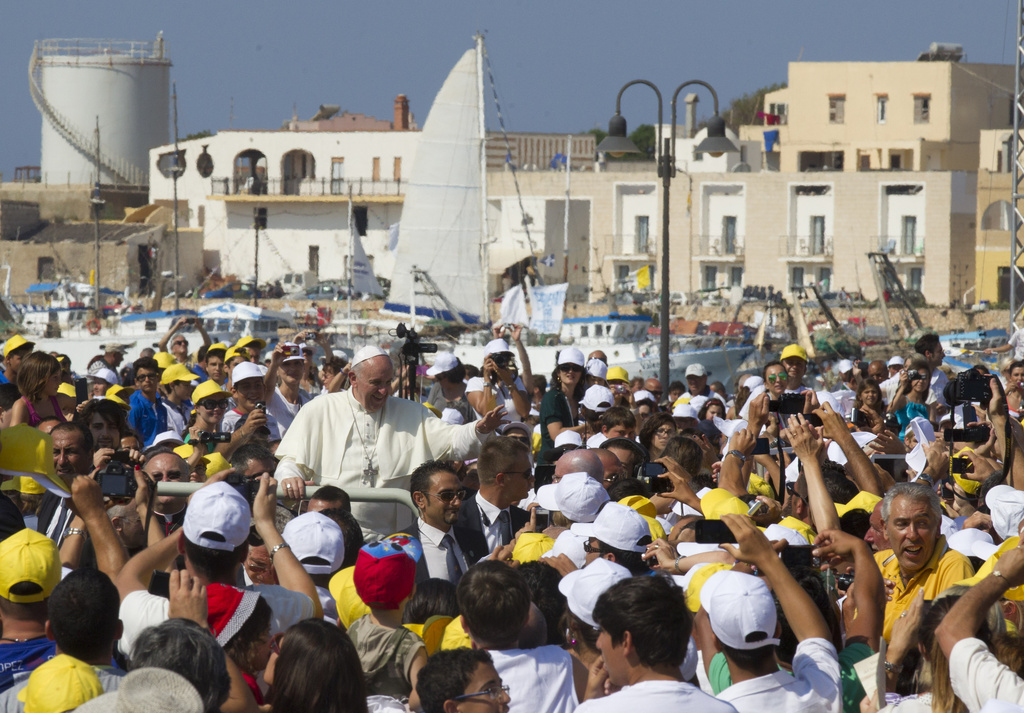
[497,510,512,546]
[441,533,463,583]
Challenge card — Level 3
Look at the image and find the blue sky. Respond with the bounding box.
[0,1,1016,177]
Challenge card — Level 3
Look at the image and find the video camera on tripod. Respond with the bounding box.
[393,323,438,400]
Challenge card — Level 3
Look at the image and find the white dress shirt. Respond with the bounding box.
[716,638,841,713]
[476,492,508,552]
[417,517,468,582]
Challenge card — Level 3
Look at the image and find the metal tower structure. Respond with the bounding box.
[1012,1,1024,328]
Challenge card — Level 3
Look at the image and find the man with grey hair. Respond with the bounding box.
[276,345,506,536]
[130,619,231,713]
[875,482,974,641]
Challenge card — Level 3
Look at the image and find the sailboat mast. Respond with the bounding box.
[563,134,571,283]
[476,34,490,325]
[347,186,353,346]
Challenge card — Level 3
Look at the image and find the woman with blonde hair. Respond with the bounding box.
[9,351,68,427]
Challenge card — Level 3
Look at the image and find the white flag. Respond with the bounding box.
[499,285,530,326]
[528,283,568,335]
[350,224,384,297]
[387,222,400,253]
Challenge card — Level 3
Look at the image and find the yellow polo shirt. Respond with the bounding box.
[874,536,974,641]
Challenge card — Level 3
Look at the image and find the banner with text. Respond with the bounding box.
[528,282,568,335]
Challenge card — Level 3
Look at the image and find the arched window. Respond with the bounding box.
[233,150,268,194]
[981,200,1012,231]
[281,150,316,195]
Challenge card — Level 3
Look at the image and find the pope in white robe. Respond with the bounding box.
[276,346,504,536]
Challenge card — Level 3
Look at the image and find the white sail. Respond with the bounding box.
[383,46,486,324]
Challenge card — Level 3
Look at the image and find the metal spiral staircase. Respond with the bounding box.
[28,40,146,186]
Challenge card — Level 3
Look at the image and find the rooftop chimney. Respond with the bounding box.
[684,94,699,139]
[393,94,410,130]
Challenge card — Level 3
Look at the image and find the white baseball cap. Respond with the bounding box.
[946,527,993,559]
[558,557,631,628]
[554,430,583,449]
[585,359,608,380]
[581,385,614,413]
[672,403,698,419]
[92,367,119,385]
[834,359,854,375]
[351,345,390,368]
[484,339,512,357]
[557,347,585,368]
[441,408,465,426]
[986,485,1024,540]
[888,355,905,367]
[762,523,810,547]
[231,361,264,384]
[632,389,656,404]
[498,421,530,437]
[685,363,707,378]
[699,570,780,650]
[282,512,345,575]
[534,484,560,512]
[426,352,459,376]
[542,530,587,568]
[570,502,651,552]
[150,431,184,449]
[183,482,251,552]
[555,472,610,523]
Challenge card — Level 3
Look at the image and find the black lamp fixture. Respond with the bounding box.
[597,114,641,157]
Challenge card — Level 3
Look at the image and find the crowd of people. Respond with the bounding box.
[5,319,1024,712]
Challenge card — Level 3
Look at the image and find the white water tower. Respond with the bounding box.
[30,34,171,186]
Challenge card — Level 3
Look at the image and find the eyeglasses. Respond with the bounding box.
[655,427,675,437]
[583,539,603,554]
[426,489,468,503]
[766,374,784,383]
[559,364,583,373]
[173,341,187,347]
[198,399,230,410]
[135,372,159,382]
[453,685,510,702]
[145,469,184,482]
[503,469,534,480]
[907,370,927,381]
[785,482,805,502]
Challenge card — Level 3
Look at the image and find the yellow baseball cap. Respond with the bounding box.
[224,346,248,363]
[328,567,371,629]
[684,562,733,613]
[154,352,177,370]
[747,473,776,499]
[235,335,267,351]
[512,533,556,563]
[104,394,130,411]
[192,380,231,404]
[700,488,749,520]
[778,516,817,544]
[18,654,103,713]
[0,529,61,603]
[780,344,808,362]
[57,382,76,399]
[835,491,883,517]
[173,444,197,461]
[606,366,629,383]
[0,425,65,497]
[206,342,229,358]
[3,335,34,359]
[0,476,46,495]
[202,451,232,477]
[405,615,454,655]
[440,614,472,650]
[956,536,1024,601]
[161,363,199,385]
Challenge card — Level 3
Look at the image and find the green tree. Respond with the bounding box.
[183,130,213,141]
[721,83,786,131]
[629,124,657,158]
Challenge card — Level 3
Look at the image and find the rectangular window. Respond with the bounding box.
[890,153,902,170]
[829,96,845,124]
[703,266,718,290]
[914,95,930,124]
[617,265,629,281]
[37,257,55,281]
[859,154,871,171]
[308,246,320,276]
[730,266,744,287]
[818,267,832,291]
[909,267,923,292]
[635,215,650,253]
[901,216,918,254]
[331,158,345,194]
[810,216,826,255]
[393,157,402,182]
[877,96,887,124]
[372,157,381,181]
[722,216,737,254]
[791,266,805,290]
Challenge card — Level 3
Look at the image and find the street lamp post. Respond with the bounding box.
[597,80,738,391]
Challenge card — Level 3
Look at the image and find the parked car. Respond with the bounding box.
[202,282,254,299]
[305,280,355,300]
[281,271,318,297]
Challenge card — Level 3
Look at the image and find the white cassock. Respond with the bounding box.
[275,389,488,536]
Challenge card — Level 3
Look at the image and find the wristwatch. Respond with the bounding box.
[727,450,747,464]
[883,660,903,674]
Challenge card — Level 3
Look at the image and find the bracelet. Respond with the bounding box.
[727,450,747,464]
[269,543,291,560]
[65,528,87,538]
[883,660,903,674]
[674,555,683,574]
[994,570,1009,583]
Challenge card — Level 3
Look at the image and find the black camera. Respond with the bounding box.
[835,573,855,590]
[637,462,673,495]
[395,323,438,357]
[945,425,990,443]
[943,369,992,405]
[99,460,137,498]
[769,393,804,415]
[198,431,232,444]
[226,472,257,505]
[491,352,516,370]
[254,401,266,412]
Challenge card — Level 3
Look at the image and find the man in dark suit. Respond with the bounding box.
[408,460,474,583]
[454,437,531,565]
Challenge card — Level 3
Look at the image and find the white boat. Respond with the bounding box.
[197,301,295,346]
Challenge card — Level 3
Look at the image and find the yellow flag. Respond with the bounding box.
[636,265,651,290]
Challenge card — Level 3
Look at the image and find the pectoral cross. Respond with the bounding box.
[362,464,378,486]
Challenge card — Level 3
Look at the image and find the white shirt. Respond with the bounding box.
[163,401,186,436]
[118,585,314,657]
[221,407,282,441]
[267,386,312,438]
[1009,329,1024,361]
[416,517,468,582]
[949,637,1024,711]
[275,390,488,537]
[465,375,526,421]
[577,680,737,713]
[716,638,841,713]
[489,646,578,713]
[476,491,509,552]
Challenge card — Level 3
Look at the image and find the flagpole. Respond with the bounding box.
[347,186,353,348]
[563,134,571,285]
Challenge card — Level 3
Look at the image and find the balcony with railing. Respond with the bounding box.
[208,177,404,201]
[784,234,833,260]
[695,234,745,260]
[876,235,925,261]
